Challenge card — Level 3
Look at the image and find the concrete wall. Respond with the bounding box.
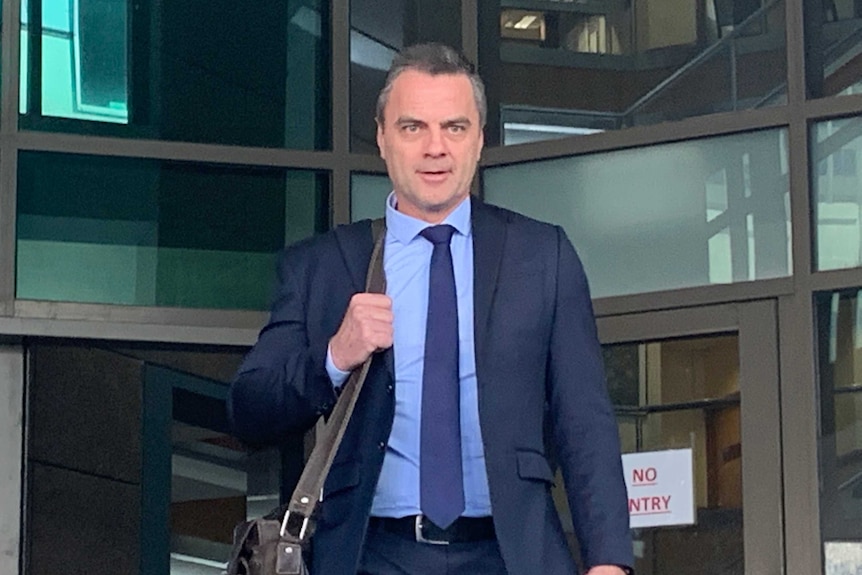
[0,346,24,575]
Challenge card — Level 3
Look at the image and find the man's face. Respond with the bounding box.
[376,70,484,223]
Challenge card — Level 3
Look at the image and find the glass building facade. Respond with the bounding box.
[0,1,860,574]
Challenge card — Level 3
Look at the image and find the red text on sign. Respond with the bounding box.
[632,467,658,485]
[629,495,672,515]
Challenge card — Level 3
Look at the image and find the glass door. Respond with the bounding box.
[551,301,783,574]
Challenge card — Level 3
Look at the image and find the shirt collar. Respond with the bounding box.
[384,192,472,245]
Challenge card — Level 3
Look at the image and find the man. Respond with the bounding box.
[228,43,633,575]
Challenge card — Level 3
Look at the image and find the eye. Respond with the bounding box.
[402,124,420,133]
[448,124,466,133]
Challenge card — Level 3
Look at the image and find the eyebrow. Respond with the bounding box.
[442,117,472,128]
[395,117,425,127]
[394,116,473,128]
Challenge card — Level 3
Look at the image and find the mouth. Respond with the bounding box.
[417,169,451,183]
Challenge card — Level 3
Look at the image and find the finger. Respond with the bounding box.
[353,308,394,325]
[350,293,392,310]
[359,320,394,343]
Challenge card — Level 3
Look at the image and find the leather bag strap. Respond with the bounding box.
[283,217,386,538]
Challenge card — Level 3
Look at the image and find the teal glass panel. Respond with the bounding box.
[484,129,791,298]
[19,0,331,149]
[350,0,462,153]
[351,173,391,222]
[491,0,787,145]
[16,152,329,309]
[813,118,862,271]
[817,290,862,569]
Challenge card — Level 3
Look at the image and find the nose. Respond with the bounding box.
[424,127,447,158]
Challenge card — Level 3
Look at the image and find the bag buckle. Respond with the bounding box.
[280,511,310,541]
[414,515,449,546]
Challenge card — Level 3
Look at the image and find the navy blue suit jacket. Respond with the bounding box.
[228,198,633,574]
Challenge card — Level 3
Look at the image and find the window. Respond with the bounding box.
[813,118,862,271]
[16,152,329,310]
[484,129,792,298]
[20,0,331,149]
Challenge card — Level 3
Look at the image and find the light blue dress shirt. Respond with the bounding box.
[326,194,491,518]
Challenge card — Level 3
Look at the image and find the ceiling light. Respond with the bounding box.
[513,15,538,29]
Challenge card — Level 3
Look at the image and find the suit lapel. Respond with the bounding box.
[471,198,506,378]
[333,220,375,293]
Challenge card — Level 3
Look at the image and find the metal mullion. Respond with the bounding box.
[738,299,783,575]
[593,277,794,319]
[481,106,794,168]
[782,27,819,574]
[15,131,342,170]
[345,153,385,173]
[332,167,350,225]
[803,92,862,122]
[0,0,23,316]
[13,299,267,329]
[810,267,862,291]
[330,0,351,226]
[0,145,17,316]
[0,345,24,575]
[785,0,806,108]
[778,293,821,575]
[461,0,479,65]
[0,0,22,134]
[0,315,260,346]
[596,303,739,345]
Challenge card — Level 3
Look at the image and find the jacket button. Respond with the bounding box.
[378,441,386,451]
[386,384,394,394]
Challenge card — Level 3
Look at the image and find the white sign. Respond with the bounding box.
[622,448,695,529]
[825,541,862,575]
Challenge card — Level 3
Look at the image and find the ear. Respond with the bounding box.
[376,120,386,161]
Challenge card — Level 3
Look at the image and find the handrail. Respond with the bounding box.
[620,0,783,124]
[615,395,740,417]
[754,17,862,106]
[837,470,862,493]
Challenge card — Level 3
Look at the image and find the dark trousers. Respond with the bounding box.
[357,529,508,575]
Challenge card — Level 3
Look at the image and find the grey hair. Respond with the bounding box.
[375,43,487,129]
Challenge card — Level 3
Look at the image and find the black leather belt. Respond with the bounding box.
[368,515,495,545]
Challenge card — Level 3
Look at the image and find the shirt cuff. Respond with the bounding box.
[325,343,351,388]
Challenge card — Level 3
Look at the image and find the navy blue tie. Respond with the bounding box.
[419,224,464,529]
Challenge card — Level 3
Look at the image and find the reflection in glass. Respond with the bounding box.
[603,335,742,575]
[484,129,791,299]
[16,152,329,310]
[350,0,462,153]
[20,0,330,149]
[494,0,787,144]
[20,0,128,123]
[351,173,392,222]
[140,361,284,574]
[170,389,281,574]
[805,0,862,98]
[818,290,862,553]
[813,118,862,271]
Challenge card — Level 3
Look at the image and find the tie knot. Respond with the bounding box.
[420,225,456,246]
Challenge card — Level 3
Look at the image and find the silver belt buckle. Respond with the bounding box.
[414,515,449,545]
